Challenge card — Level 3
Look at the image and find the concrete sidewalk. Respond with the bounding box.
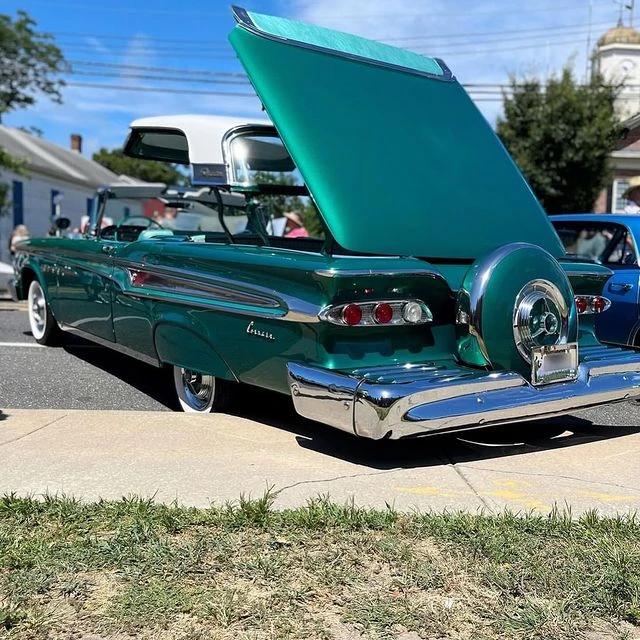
[1,407,640,515]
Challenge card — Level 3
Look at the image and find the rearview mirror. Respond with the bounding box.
[123,128,190,165]
[53,217,71,230]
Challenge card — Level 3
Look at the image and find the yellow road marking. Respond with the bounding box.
[576,490,640,503]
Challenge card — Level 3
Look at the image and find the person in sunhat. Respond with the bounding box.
[623,176,640,212]
[283,210,309,238]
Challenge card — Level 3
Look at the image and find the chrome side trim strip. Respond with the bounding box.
[126,267,280,309]
[231,6,455,83]
[115,260,321,323]
[59,323,161,367]
[314,269,442,279]
[564,269,613,279]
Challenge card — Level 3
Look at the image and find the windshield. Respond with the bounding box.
[94,188,324,243]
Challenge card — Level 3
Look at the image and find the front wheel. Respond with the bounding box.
[172,366,231,413]
[28,280,62,346]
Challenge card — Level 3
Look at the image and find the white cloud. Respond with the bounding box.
[283,0,621,124]
[84,37,110,55]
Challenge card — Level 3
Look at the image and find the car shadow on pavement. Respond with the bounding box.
[60,336,179,410]
[52,336,640,470]
[228,386,640,470]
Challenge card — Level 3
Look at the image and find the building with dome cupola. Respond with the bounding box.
[593,24,640,121]
[592,22,640,212]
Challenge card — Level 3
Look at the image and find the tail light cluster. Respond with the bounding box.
[575,295,611,315]
[319,299,433,326]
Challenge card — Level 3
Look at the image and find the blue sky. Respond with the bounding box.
[2,0,630,158]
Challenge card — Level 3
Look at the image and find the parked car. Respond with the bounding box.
[0,261,13,298]
[10,6,640,438]
[550,214,640,348]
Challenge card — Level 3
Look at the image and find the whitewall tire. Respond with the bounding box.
[172,366,230,413]
[27,280,62,346]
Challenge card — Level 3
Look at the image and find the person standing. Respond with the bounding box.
[283,210,309,238]
[9,224,30,257]
[623,177,640,212]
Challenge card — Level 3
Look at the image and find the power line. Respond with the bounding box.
[417,36,590,56]
[65,81,256,97]
[58,35,592,63]
[57,46,239,60]
[23,0,613,19]
[68,60,249,79]
[296,1,615,20]
[50,19,614,46]
[383,20,613,42]
[410,26,603,51]
[68,70,249,85]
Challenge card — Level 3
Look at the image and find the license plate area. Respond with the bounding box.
[531,343,578,386]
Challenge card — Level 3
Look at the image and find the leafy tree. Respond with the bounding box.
[0,10,68,214]
[92,148,188,186]
[496,66,619,214]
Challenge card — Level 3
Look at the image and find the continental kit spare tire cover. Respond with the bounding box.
[456,243,578,378]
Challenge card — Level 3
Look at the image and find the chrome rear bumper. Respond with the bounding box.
[287,345,640,439]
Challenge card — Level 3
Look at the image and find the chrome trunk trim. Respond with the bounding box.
[231,6,455,83]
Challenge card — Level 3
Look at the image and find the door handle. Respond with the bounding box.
[101,245,114,254]
[608,282,633,292]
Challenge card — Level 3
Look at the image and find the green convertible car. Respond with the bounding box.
[11,6,640,438]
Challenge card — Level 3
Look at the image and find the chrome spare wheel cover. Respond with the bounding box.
[175,367,216,411]
[513,279,569,363]
[28,281,47,340]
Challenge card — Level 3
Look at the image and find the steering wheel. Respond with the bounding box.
[113,216,163,241]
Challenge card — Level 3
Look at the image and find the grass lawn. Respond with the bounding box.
[0,492,638,639]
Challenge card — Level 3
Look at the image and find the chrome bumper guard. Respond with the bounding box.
[287,345,640,439]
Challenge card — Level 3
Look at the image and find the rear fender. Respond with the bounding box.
[154,322,238,381]
[17,259,48,300]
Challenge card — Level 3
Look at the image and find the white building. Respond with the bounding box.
[592,25,640,211]
[593,25,640,122]
[0,128,141,263]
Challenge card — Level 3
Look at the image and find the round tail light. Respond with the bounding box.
[575,296,588,314]
[402,302,423,323]
[592,296,607,313]
[342,303,362,325]
[374,303,393,324]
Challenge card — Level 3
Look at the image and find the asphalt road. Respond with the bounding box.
[0,301,173,411]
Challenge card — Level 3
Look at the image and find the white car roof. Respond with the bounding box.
[128,114,271,165]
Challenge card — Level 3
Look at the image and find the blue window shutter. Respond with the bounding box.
[51,189,61,219]
[12,181,23,226]
[86,198,93,215]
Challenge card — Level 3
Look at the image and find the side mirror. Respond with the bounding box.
[53,217,71,230]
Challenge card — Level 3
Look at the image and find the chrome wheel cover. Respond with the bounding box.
[513,279,569,363]
[28,281,47,340]
[173,366,216,412]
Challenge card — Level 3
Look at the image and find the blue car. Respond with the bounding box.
[550,214,640,347]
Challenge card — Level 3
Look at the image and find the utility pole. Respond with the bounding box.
[617,0,636,26]
[586,0,594,81]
